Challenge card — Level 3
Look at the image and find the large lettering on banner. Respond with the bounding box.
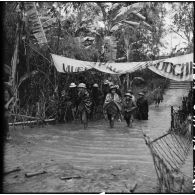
[51,54,91,73]
[51,53,193,81]
[62,63,88,73]
[149,53,193,81]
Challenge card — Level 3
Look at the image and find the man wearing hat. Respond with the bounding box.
[91,83,103,118]
[102,80,110,101]
[122,92,137,127]
[63,82,78,122]
[103,85,122,122]
[77,83,92,116]
[104,85,121,106]
[136,92,149,120]
[91,83,103,105]
[127,89,136,104]
[67,83,77,103]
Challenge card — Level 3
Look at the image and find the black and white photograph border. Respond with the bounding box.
[2,1,194,193]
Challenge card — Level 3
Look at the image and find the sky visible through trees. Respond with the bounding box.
[160,2,193,55]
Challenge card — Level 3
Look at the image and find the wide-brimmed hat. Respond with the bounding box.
[93,83,98,87]
[78,83,86,88]
[138,92,144,96]
[124,93,132,98]
[69,83,77,88]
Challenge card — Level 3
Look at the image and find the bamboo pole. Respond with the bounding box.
[10,113,42,120]
[11,23,20,88]
[9,118,55,126]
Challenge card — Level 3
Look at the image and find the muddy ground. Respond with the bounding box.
[4,121,159,193]
[3,89,193,193]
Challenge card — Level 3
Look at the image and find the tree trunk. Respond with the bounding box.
[54,19,61,108]
[11,23,20,89]
[26,27,30,75]
[11,12,22,115]
[126,47,130,90]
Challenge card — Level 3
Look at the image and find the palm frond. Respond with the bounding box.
[131,11,146,20]
[121,20,140,27]
[110,3,120,11]
[110,23,123,32]
[114,3,144,22]
[141,21,152,30]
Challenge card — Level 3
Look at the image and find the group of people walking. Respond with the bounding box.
[104,84,148,127]
[4,79,163,141]
[60,80,149,128]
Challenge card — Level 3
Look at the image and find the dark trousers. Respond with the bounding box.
[124,111,132,126]
[137,111,148,120]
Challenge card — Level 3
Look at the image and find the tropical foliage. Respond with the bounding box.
[3,2,186,119]
[169,2,194,55]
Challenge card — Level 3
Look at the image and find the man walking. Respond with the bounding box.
[136,92,149,120]
[123,93,137,127]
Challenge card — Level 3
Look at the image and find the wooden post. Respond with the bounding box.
[171,106,174,129]
[25,14,30,75]
[126,73,129,91]
[11,23,20,89]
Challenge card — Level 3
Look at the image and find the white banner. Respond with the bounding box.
[51,53,193,81]
[148,54,193,81]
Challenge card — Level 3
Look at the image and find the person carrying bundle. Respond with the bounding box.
[103,85,122,128]
[77,83,92,128]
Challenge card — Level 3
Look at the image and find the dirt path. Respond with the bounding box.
[3,88,192,193]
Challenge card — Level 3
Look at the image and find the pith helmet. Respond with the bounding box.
[69,83,77,88]
[125,93,132,98]
[138,92,144,96]
[104,80,109,85]
[93,83,99,87]
[78,83,86,88]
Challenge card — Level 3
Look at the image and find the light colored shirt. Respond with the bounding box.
[104,93,121,104]
[104,93,122,111]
